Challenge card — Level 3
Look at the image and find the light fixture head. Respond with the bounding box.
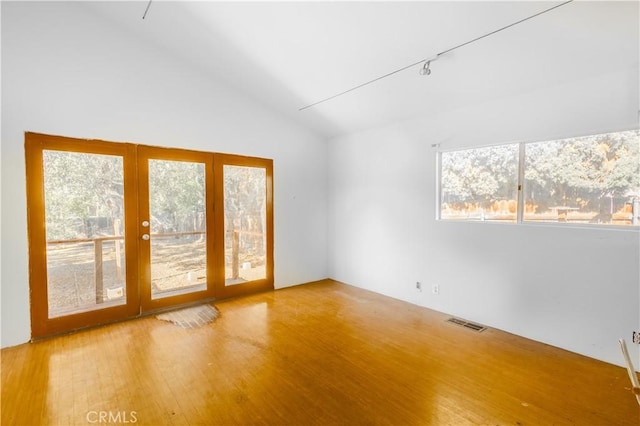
[419,61,432,76]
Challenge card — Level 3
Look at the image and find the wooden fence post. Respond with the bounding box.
[95,239,103,303]
[232,230,240,279]
[113,219,123,281]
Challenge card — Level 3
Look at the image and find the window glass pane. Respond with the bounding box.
[224,165,267,285]
[440,144,519,222]
[523,130,640,226]
[148,159,207,299]
[43,150,126,318]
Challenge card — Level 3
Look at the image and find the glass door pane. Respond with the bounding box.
[137,146,214,311]
[224,165,267,285]
[148,159,207,299]
[43,150,127,317]
[214,153,273,299]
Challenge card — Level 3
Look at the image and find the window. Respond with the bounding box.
[440,144,519,222]
[523,130,639,225]
[438,130,640,227]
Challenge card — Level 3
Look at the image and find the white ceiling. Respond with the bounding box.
[85,1,639,139]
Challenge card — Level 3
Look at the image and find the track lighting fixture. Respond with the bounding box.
[419,61,431,76]
[299,0,574,111]
[420,55,439,76]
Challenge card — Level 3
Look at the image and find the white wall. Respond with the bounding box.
[328,68,640,367]
[1,2,328,348]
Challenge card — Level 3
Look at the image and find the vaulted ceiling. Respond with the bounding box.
[85,1,638,139]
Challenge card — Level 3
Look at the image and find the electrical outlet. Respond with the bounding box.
[416,281,422,291]
[633,331,640,344]
[432,284,439,295]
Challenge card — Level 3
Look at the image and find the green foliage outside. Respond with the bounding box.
[223,165,267,256]
[148,159,205,234]
[43,152,267,241]
[441,130,640,222]
[44,151,124,240]
[524,130,640,214]
[441,144,518,207]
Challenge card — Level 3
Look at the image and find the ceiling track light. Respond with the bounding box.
[419,55,439,76]
[298,0,574,111]
[419,61,431,76]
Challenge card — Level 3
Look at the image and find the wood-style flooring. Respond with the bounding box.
[2,279,639,425]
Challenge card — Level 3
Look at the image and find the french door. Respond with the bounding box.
[137,146,216,311]
[26,133,273,338]
[26,134,140,336]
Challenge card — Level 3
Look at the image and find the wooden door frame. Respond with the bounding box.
[212,153,274,299]
[25,133,275,338]
[25,133,140,338]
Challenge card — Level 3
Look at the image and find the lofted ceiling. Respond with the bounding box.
[84,1,638,139]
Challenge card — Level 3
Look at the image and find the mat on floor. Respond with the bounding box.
[156,304,220,329]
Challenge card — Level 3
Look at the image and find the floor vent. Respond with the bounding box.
[446,317,487,332]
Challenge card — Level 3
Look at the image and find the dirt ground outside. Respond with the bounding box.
[46,235,265,317]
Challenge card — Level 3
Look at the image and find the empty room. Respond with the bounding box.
[1,1,639,425]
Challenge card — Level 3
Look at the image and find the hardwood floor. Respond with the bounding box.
[2,279,639,425]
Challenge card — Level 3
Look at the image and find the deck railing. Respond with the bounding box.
[47,229,263,303]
